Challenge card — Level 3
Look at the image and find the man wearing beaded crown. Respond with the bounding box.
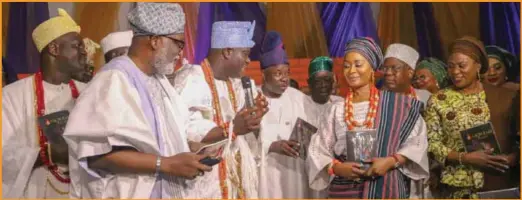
[173,20,269,198]
[63,3,211,198]
[2,8,87,198]
[381,43,431,104]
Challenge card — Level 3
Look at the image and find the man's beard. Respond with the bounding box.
[153,48,175,75]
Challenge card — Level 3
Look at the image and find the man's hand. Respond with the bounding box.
[160,152,213,180]
[269,140,300,157]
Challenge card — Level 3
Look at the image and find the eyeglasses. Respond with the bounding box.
[161,36,185,50]
[378,65,405,74]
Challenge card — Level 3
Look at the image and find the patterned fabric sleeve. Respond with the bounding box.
[307,102,341,191]
[425,94,451,166]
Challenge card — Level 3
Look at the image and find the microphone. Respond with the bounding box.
[241,76,255,108]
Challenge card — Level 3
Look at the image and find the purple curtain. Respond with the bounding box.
[413,3,443,60]
[480,2,520,56]
[320,3,379,57]
[5,2,49,84]
[194,3,266,64]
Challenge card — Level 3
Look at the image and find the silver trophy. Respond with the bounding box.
[346,129,378,170]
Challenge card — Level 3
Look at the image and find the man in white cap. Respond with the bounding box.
[100,30,133,63]
[381,43,431,103]
[63,3,211,198]
[2,8,87,198]
[173,20,269,198]
[381,43,430,198]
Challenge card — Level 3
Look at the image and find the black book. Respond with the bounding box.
[38,110,70,146]
[288,118,318,160]
[460,122,501,154]
[477,187,520,199]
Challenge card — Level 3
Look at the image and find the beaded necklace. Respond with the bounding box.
[344,85,379,130]
[201,59,245,199]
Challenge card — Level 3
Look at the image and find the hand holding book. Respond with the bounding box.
[269,140,300,158]
[461,151,509,173]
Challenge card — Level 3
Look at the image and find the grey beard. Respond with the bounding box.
[154,62,175,75]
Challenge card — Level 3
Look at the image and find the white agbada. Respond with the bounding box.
[258,86,314,198]
[2,76,86,198]
[63,57,193,198]
[307,101,430,197]
[173,64,260,199]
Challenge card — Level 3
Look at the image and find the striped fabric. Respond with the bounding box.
[328,91,422,199]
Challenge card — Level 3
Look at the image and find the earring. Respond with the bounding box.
[436,82,440,89]
[370,72,375,84]
[477,73,481,82]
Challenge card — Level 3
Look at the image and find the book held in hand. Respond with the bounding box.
[460,122,501,154]
[346,129,378,170]
[38,110,70,146]
[288,118,318,160]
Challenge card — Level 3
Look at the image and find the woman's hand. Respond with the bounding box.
[333,162,366,180]
[365,157,396,177]
[462,151,509,172]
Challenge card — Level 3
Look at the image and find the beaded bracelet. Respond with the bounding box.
[458,152,466,165]
[328,159,341,176]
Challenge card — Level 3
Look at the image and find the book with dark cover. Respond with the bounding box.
[477,187,520,199]
[345,129,378,170]
[460,122,502,154]
[289,118,318,160]
[38,110,70,146]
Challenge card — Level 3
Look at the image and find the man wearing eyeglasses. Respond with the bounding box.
[381,43,431,104]
[381,43,431,198]
[63,3,212,198]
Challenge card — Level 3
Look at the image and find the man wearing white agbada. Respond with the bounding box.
[256,31,313,198]
[381,43,431,104]
[173,20,269,199]
[63,3,211,199]
[100,30,133,63]
[2,8,87,198]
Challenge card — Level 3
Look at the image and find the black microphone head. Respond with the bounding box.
[241,76,252,89]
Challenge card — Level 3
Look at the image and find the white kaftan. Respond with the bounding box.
[63,57,193,198]
[2,76,86,198]
[173,64,260,199]
[258,87,314,198]
[307,101,430,197]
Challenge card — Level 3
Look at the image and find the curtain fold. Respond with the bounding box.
[321,2,379,57]
[413,3,443,59]
[480,2,520,56]
[431,3,480,59]
[266,2,329,58]
[2,2,10,57]
[377,3,418,51]
[179,2,199,64]
[74,2,120,71]
[5,2,49,84]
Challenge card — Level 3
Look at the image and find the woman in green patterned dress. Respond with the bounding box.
[425,36,518,198]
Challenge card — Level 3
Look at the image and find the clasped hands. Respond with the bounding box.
[333,156,399,180]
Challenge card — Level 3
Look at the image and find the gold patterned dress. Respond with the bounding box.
[425,88,489,198]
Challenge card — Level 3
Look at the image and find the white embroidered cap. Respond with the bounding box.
[100,30,133,54]
[384,43,419,69]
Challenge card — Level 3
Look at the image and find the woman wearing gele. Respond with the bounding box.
[425,36,518,198]
[307,37,429,199]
